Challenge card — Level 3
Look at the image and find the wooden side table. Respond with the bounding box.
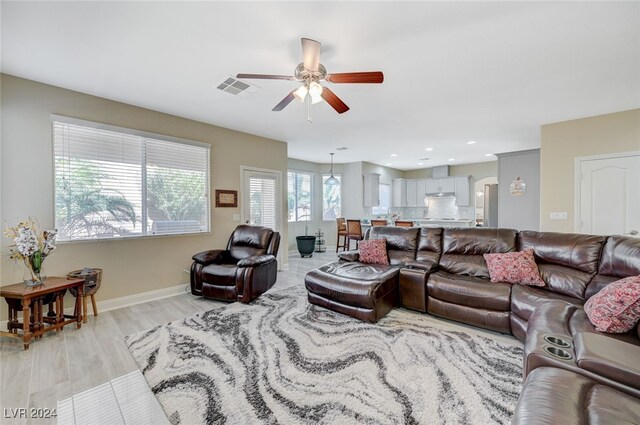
[1,277,85,350]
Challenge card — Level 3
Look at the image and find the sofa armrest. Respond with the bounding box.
[404,260,438,273]
[237,254,275,268]
[192,249,227,266]
[574,332,640,391]
[338,250,360,262]
[526,300,577,337]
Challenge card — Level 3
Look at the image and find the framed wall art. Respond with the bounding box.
[215,190,238,207]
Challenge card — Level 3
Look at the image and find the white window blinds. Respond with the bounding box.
[53,117,210,241]
[249,176,277,230]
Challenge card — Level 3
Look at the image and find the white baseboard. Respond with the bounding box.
[0,283,187,329]
[96,283,188,313]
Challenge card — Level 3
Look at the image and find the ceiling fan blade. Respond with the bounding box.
[325,72,384,84]
[236,74,295,81]
[272,91,296,112]
[321,87,350,114]
[301,38,321,72]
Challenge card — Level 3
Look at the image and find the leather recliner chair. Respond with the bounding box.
[191,225,280,303]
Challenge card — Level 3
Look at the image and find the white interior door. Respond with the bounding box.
[578,154,640,237]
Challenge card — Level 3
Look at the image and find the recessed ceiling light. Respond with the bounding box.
[467,141,477,145]
[386,163,392,166]
[448,158,455,162]
[390,153,398,157]
[425,148,433,151]
[417,162,424,166]
[484,153,494,157]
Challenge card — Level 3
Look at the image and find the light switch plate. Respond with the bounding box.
[550,212,568,220]
[233,214,240,222]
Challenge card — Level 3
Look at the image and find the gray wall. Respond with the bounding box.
[497,149,540,230]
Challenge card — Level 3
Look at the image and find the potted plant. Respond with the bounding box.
[296,225,316,258]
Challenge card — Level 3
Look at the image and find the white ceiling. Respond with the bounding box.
[2,2,639,170]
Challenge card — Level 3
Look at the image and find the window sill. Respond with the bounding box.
[57,231,212,244]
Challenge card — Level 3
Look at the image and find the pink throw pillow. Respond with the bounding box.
[483,249,545,286]
[584,276,640,333]
[359,239,389,265]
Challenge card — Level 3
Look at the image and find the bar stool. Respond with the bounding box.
[346,219,364,250]
[336,218,348,252]
[370,219,388,227]
[394,220,414,227]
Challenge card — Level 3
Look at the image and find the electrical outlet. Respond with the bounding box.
[550,212,568,220]
[233,214,240,222]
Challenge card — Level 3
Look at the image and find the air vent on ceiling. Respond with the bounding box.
[216,76,260,97]
[336,147,348,151]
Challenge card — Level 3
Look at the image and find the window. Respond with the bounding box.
[322,174,341,220]
[53,116,210,241]
[287,171,312,222]
[372,183,390,215]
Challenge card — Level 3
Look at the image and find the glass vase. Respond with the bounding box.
[23,267,45,287]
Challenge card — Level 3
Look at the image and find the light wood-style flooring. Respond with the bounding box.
[0,251,516,424]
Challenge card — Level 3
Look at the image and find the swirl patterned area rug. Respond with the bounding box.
[125,287,523,425]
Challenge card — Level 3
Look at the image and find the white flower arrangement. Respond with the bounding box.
[4,218,57,283]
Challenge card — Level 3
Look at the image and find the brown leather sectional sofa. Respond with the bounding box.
[304,226,640,424]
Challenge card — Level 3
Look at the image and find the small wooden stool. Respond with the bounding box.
[67,268,102,323]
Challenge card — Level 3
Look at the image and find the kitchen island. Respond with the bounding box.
[363,218,475,228]
[403,218,475,228]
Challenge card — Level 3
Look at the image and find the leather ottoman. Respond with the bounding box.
[513,367,640,425]
[304,261,400,323]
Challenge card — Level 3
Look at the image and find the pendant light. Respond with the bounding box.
[325,153,340,186]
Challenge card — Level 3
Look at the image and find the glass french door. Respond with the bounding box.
[241,168,281,232]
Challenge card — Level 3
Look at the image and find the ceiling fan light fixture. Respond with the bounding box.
[310,92,324,104]
[293,85,308,102]
[309,81,324,104]
[308,81,323,96]
[238,37,383,116]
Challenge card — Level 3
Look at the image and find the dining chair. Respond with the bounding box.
[394,220,414,227]
[346,219,364,250]
[370,219,388,227]
[336,218,348,252]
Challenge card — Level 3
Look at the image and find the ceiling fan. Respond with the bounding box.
[237,38,384,118]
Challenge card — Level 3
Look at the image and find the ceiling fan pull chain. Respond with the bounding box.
[307,92,312,123]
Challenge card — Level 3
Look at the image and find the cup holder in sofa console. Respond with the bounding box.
[543,345,573,360]
[543,335,572,348]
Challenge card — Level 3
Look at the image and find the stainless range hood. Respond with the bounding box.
[424,165,455,197]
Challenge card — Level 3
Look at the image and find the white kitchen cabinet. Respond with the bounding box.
[363,173,381,207]
[426,178,455,194]
[407,180,428,207]
[416,179,427,206]
[454,176,471,206]
[406,180,418,207]
[392,178,407,207]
